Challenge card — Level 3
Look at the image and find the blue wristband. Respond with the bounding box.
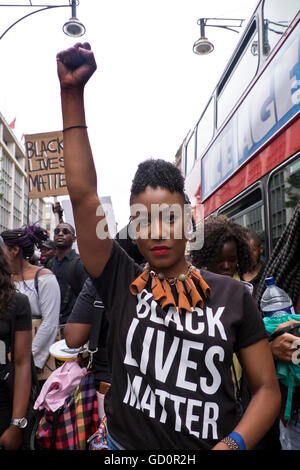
[228,431,246,450]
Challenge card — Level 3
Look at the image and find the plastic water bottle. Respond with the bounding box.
[260,277,295,318]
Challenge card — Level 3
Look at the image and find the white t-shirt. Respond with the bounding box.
[15,273,61,369]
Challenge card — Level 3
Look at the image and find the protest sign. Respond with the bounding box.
[24,131,68,199]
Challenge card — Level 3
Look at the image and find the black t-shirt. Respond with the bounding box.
[0,293,32,402]
[49,249,88,323]
[67,277,111,384]
[0,292,32,363]
[92,242,267,450]
[0,293,31,434]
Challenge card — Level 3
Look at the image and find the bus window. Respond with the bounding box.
[196,98,214,160]
[219,187,264,233]
[263,0,299,56]
[269,155,300,249]
[217,22,259,128]
[185,130,196,176]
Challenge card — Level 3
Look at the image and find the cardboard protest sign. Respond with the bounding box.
[24,131,68,199]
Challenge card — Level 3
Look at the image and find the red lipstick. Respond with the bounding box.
[151,246,170,256]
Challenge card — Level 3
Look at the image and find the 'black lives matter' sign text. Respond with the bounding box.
[24,131,68,199]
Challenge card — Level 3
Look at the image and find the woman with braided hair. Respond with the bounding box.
[256,201,300,310]
[256,202,300,450]
[1,225,60,383]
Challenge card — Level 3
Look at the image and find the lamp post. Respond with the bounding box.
[0,0,86,41]
[193,18,244,55]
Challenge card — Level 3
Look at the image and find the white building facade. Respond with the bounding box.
[0,112,46,231]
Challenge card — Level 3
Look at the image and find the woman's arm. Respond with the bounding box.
[32,275,60,368]
[64,323,91,349]
[0,329,32,450]
[57,42,112,278]
[213,338,281,450]
[64,277,95,348]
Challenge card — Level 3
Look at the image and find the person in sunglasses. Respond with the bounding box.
[49,223,88,329]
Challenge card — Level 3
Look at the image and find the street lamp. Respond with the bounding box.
[0,0,86,41]
[193,18,244,55]
[63,0,85,37]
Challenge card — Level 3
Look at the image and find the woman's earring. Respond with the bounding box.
[186,230,194,241]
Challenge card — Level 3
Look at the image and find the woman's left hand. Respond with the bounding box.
[56,42,97,91]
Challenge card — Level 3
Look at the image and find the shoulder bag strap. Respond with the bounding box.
[231,360,245,417]
[87,296,105,369]
[9,301,17,363]
[34,267,45,297]
[67,254,81,295]
[33,267,44,320]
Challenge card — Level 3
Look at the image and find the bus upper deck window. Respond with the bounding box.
[263,0,299,56]
[196,98,214,161]
[185,131,196,176]
[217,22,258,128]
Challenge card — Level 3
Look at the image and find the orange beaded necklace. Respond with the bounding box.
[130,263,211,314]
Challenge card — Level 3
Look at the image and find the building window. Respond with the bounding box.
[23,183,29,226]
[30,200,38,224]
[0,153,12,232]
[38,199,44,223]
[13,170,23,228]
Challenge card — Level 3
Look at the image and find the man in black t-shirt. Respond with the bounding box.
[49,222,88,326]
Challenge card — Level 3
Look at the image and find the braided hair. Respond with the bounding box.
[191,215,254,277]
[1,224,49,260]
[256,202,300,306]
[0,239,15,317]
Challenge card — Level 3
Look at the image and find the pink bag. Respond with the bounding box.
[34,360,86,412]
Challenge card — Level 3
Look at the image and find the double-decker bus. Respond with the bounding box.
[182,0,300,258]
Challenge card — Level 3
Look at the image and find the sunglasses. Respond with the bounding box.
[54,228,73,236]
